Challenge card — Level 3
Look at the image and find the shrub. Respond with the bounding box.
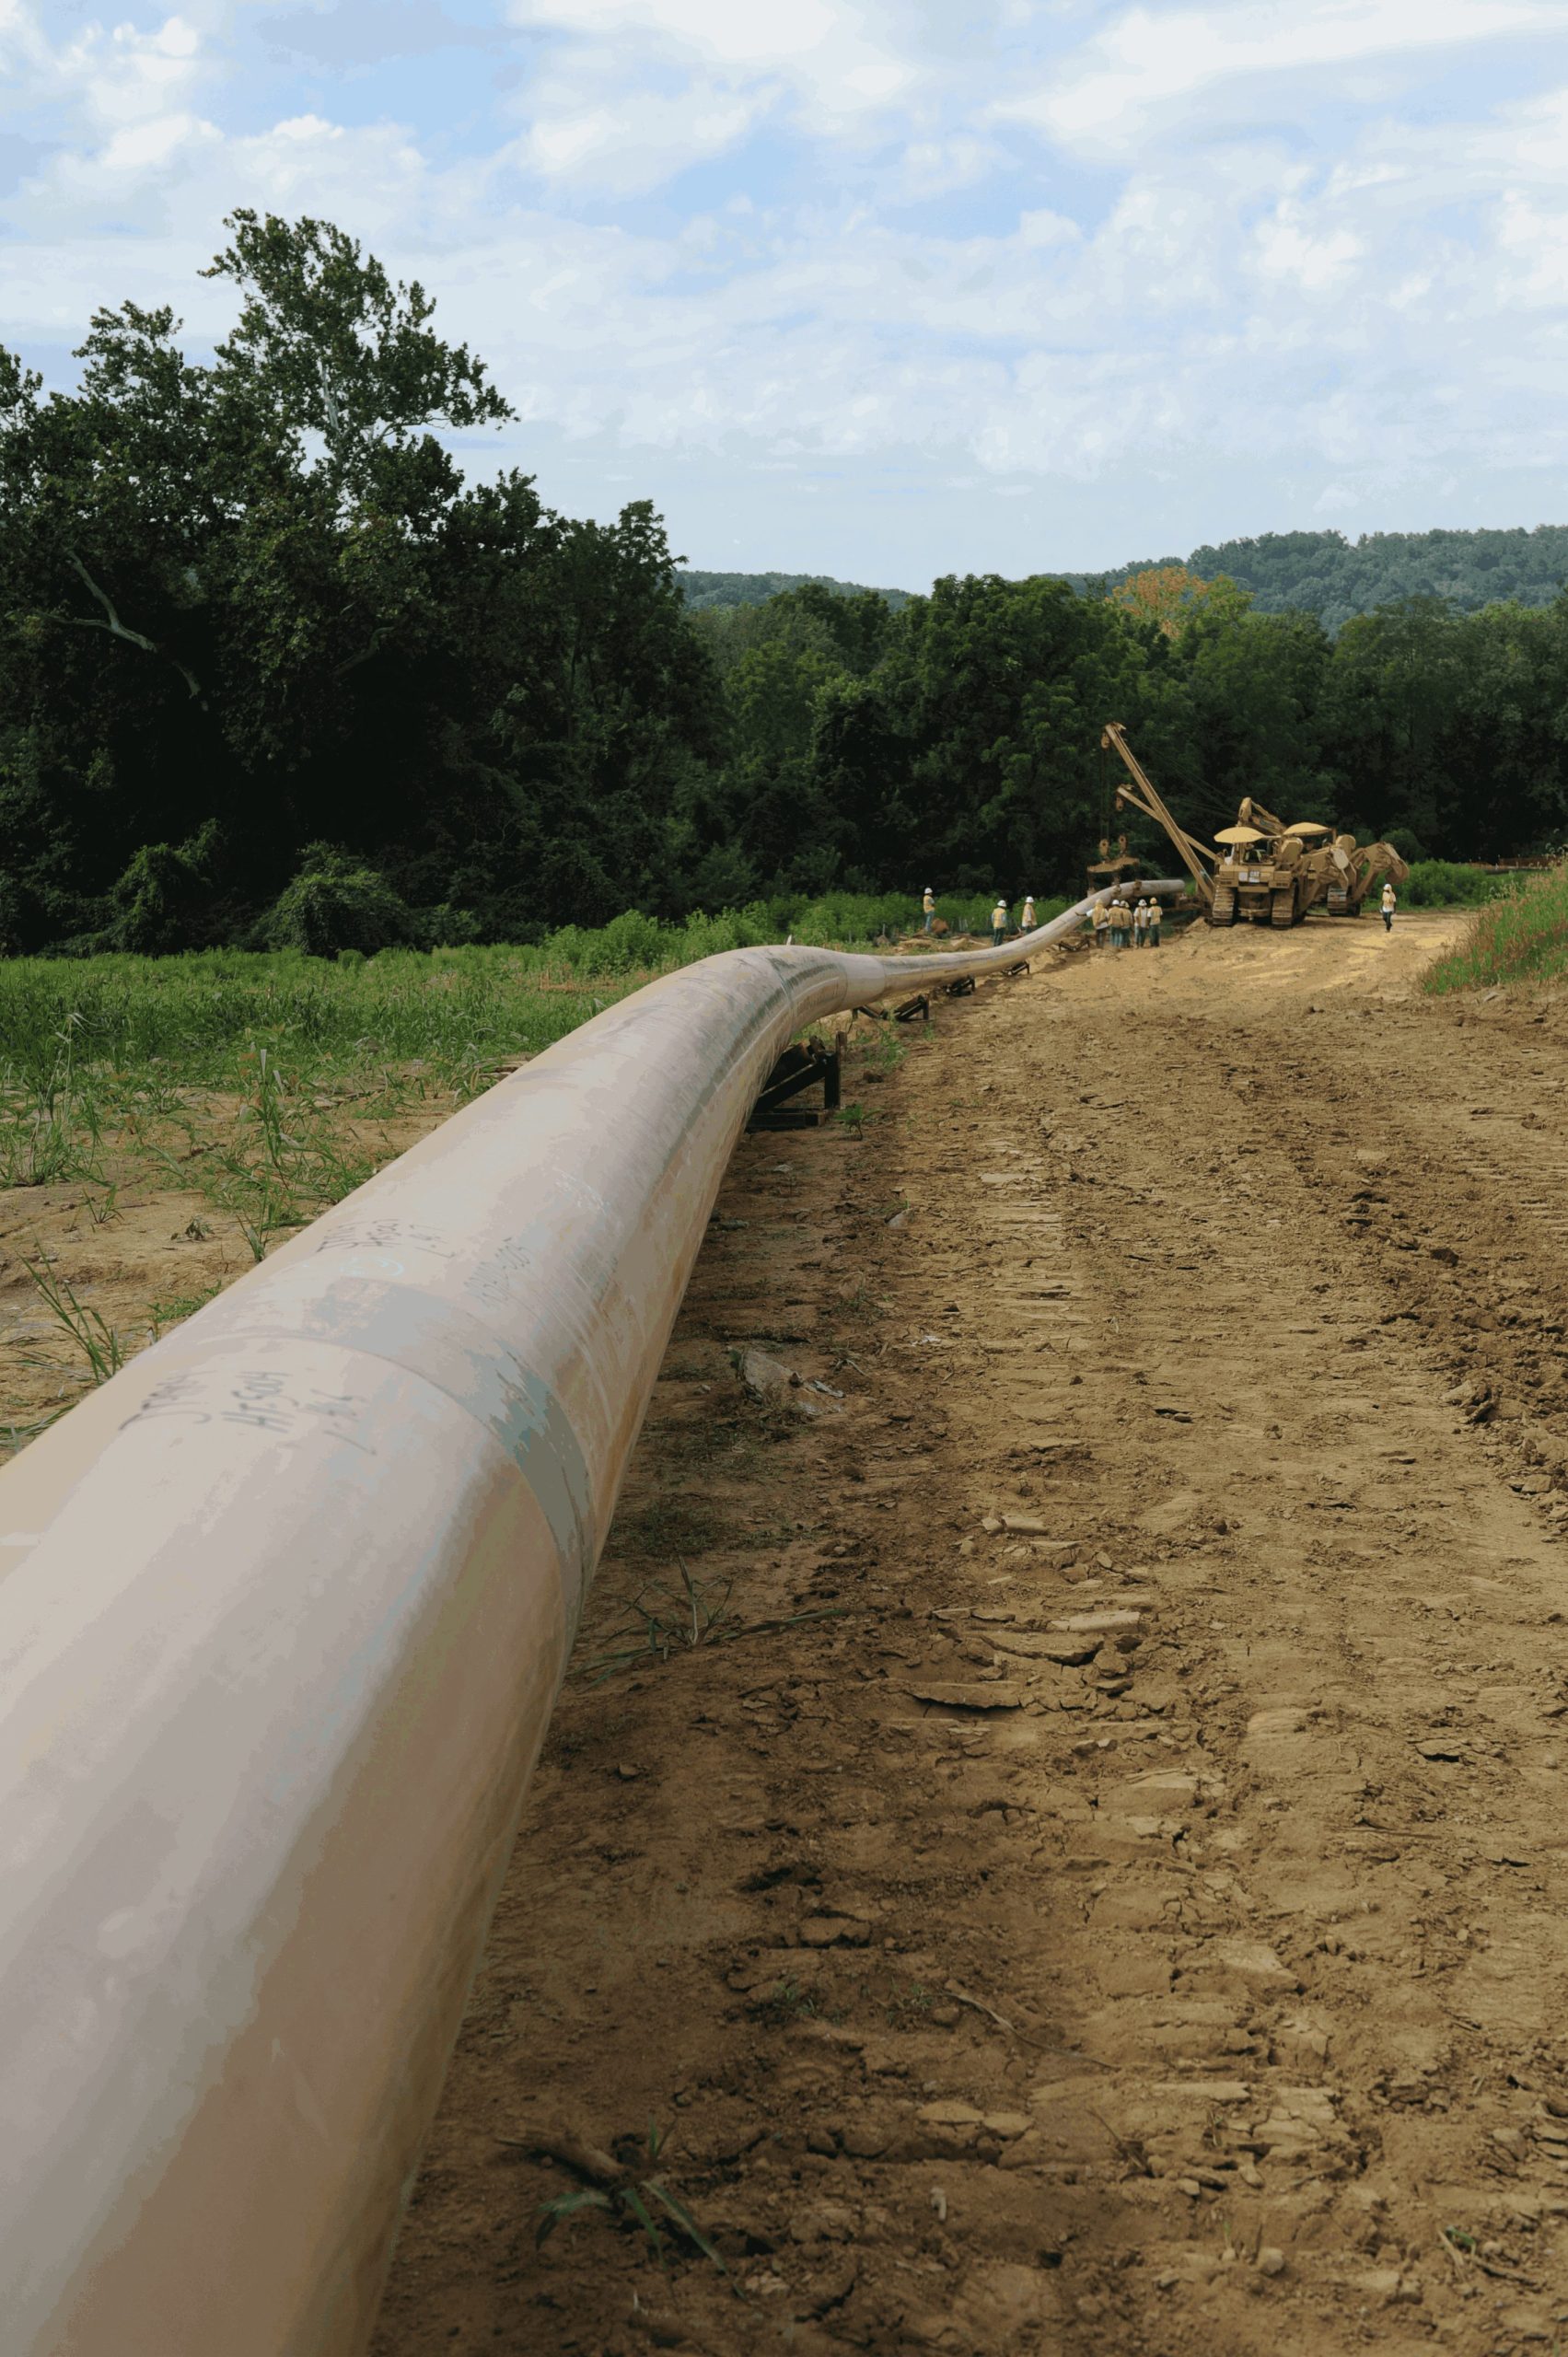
[1401,860,1508,909]
[100,821,220,954]
[261,844,412,957]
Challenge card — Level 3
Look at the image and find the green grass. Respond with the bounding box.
[1423,864,1568,993]
[0,893,1052,1093]
[0,947,624,1092]
[1401,859,1522,909]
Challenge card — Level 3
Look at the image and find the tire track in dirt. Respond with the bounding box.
[373,913,1568,2357]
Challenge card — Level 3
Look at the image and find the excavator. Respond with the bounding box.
[1099,724,1409,930]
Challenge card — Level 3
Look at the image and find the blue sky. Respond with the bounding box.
[5,0,1567,588]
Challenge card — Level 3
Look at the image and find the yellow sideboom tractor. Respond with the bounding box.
[1100,723,1409,930]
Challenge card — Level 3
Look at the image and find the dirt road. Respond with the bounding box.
[372,910,1568,2357]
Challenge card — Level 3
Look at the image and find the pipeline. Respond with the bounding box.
[0,881,1180,2355]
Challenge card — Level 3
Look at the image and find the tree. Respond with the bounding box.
[1109,565,1249,640]
[0,215,720,946]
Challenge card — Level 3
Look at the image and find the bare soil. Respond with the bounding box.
[364,909,1568,2357]
[0,1090,455,1454]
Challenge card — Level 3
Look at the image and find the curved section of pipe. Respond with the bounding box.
[0,884,1179,2356]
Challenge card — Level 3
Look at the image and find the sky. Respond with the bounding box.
[4,0,1568,588]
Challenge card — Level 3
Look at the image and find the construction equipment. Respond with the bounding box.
[1098,726,1215,912]
[1100,726,1410,929]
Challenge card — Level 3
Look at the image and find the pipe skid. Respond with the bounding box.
[0,888,1177,2354]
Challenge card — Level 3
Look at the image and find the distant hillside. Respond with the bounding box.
[686,528,1568,636]
[1073,526,1568,634]
[678,568,912,612]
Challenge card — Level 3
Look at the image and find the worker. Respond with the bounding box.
[923,886,936,935]
[1381,880,1397,934]
[1021,893,1037,932]
[1132,896,1148,948]
[1091,899,1110,949]
[1145,895,1163,948]
[991,896,1009,947]
[1109,895,1132,951]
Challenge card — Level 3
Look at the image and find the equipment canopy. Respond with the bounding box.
[1283,821,1333,838]
[1214,825,1267,846]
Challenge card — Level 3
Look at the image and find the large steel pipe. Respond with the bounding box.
[0,885,1178,2354]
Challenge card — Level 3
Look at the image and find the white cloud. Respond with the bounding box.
[510,71,762,192]
[506,0,928,157]
[1002,0,1564,152]
[6,0,1568,574]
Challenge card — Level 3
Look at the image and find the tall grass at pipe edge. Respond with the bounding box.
[1423,864,1568,994]
[0,894,1061,1087]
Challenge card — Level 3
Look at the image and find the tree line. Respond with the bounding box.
[1083,526,1568,636]
[2,215,1565,958]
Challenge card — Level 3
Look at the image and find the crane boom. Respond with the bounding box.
[1099,723,1214,905]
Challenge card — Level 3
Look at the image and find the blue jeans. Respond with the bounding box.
[923,912,934,932]
[992,926,1005,946]
[1382,908,1393,932]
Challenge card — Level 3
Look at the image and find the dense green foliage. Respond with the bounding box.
[1077,527,1568,633]
[3,217,1566,959]
[689,577,1568,900]
[1424,866,1568,993]
[677,568,909,613]
[1401,860,1517,909]
[1190,529,1568,633]
[682,527,1568,637]
[0,212,720,957]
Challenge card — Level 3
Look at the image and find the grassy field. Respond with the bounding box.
[1423,864,1568,993]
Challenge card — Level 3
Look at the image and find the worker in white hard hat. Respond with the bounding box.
[991,897,1009,947]
[1381,880,1397,933]
[1021,893,1037,932]
[1132,897,1148,948]
[922,886,936,934]
[1145,894,1163,948]
[1109,895,1132,950]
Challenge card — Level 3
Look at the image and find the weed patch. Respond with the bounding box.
[1424,864,1568,993]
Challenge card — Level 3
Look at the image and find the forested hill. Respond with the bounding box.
[1083,527,1568,633]
[688,528,1568,634]
[678,568,911,612]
